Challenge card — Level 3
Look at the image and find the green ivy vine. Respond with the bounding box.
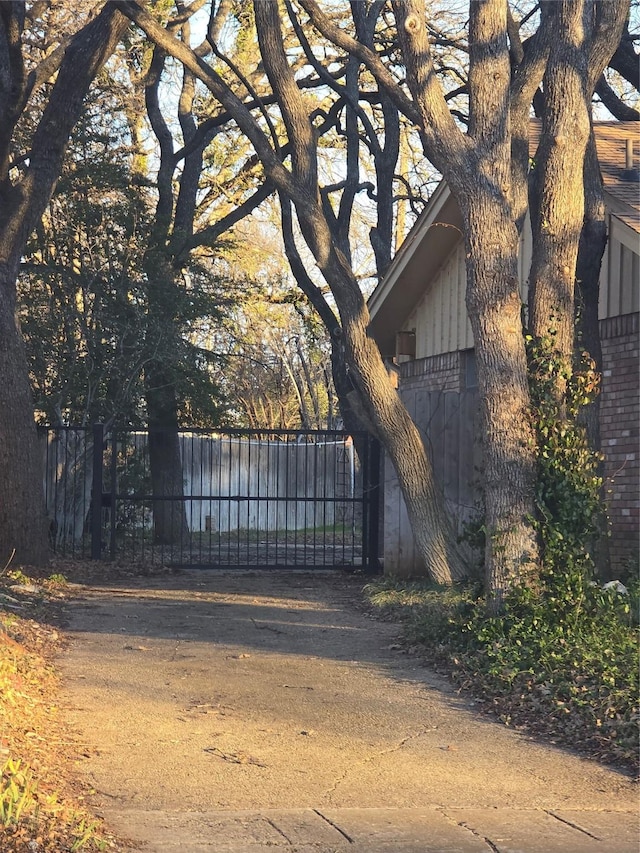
[526,331,604,604]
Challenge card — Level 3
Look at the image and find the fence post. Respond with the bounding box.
[91,423,104,560]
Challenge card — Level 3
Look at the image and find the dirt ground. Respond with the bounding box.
[57,569,638,850]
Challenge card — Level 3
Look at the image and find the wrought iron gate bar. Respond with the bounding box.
[39,425,381,573]
[112,494,363,502]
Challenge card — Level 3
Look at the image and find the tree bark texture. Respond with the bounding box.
[576,130,607,447]
[143,247,190,545]
[575,130,611,578]
[0,261,49,565]
[528,0,628,391]
[528,1,592,377]
[147,426,189,546]
[0,4,129,564]
[462,196,540,597]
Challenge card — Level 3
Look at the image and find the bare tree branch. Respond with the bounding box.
[595,73,640,120]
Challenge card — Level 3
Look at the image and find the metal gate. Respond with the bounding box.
[41,426,381,572]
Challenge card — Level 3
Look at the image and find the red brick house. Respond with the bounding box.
[369,122,639,577]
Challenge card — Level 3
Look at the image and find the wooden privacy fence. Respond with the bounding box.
[383,389,482,575]
[180,433,357,533]
[39,426,381,571]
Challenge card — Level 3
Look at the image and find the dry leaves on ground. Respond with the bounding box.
[0,567,126,852]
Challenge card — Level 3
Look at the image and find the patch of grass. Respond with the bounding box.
[364,576,640,771]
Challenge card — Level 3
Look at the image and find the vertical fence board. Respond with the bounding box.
[458,391,479,528]
[443,392,461,515]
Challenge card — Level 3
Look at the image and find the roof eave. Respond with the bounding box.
[368,180,463,356]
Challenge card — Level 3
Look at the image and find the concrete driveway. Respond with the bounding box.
[59,570,638,852]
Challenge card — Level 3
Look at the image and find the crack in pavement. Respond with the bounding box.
[455,822,501,852]
[322,728,437,803]
[545,810,601,840]
[313,809,354,843]
[440,808,501,852]
[264,816,293,844]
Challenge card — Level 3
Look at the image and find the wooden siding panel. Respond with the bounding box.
[602,219,640,320]
[621,245,634,314]
[608,239,622,317]
[399,391,418,572]
[411,241,475,357]
[456,245,467,348]
[384,390,416,575]
[437,265,446,355]
[449,258,458,352]
[437,263,446,355]
[406,210,638,358]
[442,256,458,352]
[459,390,480,527]
[429,392,445,488]
[457,245,466,349]
[383,451,403,574]
[599,240,610,320]
[426,291,435,357]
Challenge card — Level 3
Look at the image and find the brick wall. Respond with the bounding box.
[600,312,639,577]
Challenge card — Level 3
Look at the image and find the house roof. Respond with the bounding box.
[589,121,640,234]
[368,121,640,357]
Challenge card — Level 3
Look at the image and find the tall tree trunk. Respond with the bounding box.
[319,249,468,584]
[386,0,541,601]
[528,2,591,393]
[529,0,628,392]
[576,131,606,447]
[0,263,49,565]
[138,38,200,547]
[146,403,189,546]
[144,250,189,545]
[462,197,540,601]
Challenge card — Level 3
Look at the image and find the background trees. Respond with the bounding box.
[18,88,149,427]
[114,0,635,600]
[2,1,636,599]
[116,0,470,585]
[214,286,338,430]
